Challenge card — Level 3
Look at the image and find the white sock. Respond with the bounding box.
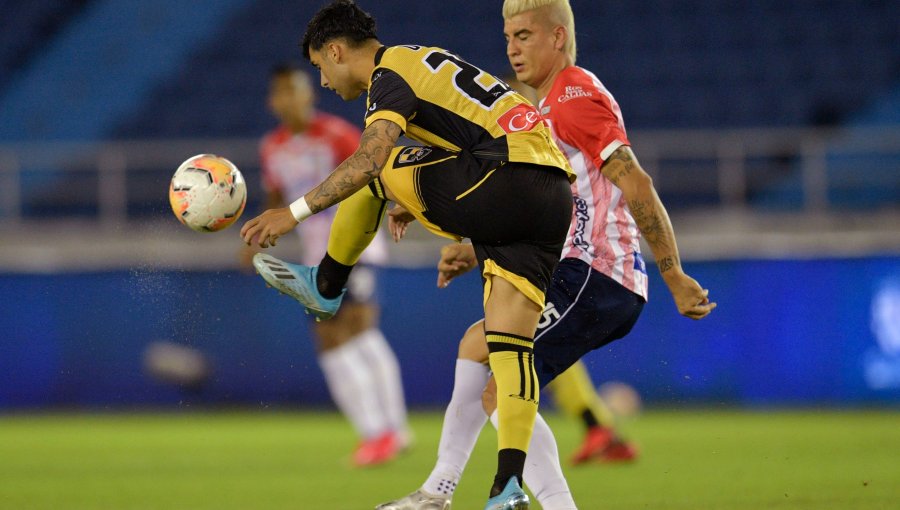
[422,359,491,497]
[318,338,388,439]
[354,328,410,442]
[490,411,577,510]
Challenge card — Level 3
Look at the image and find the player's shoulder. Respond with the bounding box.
[311,112,360,139]
[260,125,291,150]
[382,44,435,59]
[378,45,414,69]
[378,44,445,74]
[547,66,608,105]
[545,66,621,126]
[313,111,356,131]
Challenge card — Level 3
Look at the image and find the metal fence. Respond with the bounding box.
[0,126,898,227]
[631,126,900,211]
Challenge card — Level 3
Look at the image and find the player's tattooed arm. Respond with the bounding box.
[601,145,680,276]
[304,119,401,213]
[603,145,716,319]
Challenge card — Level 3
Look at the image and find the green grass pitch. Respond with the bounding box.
[0,409,898,509]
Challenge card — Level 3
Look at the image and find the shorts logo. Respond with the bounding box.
[537,302,560,329]
[397,146,433,164]
[497,104,543,134]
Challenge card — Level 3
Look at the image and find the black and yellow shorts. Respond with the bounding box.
[375,146,572,307]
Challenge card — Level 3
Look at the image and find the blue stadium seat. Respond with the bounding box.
[0,0,89,93]
[85,0,900,137]
[5,0,896,211]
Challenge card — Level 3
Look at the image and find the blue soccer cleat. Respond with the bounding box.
[252,253,344,321]
[484,477,529,510]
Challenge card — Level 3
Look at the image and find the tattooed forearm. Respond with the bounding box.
[604,145,681,276]
[657,255,676,274]
[627,198,670,249]
[628,196,677,273]
[306,120,401,213]
[604,146,636,187]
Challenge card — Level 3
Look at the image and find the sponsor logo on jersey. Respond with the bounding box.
[397,146,433,164]
[558,85,593,103]
[572,196,591,251]
[497,103,543,134]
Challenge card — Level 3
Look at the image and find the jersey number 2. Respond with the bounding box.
[424,51,511,109]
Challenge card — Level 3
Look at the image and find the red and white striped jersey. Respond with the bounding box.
[260,112,387,266]
[540,66,648,300]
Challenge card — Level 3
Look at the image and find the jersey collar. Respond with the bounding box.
[374,45,387,66]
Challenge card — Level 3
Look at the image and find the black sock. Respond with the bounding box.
[490,448,526,497]
[316,253,353,299]
[582,408,600,429]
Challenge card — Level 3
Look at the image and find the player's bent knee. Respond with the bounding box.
[482,376,498,415]
[483,275,542,339]
[458,319,489,362]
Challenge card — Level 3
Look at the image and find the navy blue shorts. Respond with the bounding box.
[532,258,645,387]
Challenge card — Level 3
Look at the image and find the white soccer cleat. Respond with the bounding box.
[375,489,451,510]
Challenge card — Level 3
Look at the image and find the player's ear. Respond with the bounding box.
[553,25,567,53]
[327,41,344,64]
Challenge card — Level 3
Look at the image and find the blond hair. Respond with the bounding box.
[502,0,576,63]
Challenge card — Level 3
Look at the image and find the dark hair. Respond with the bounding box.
[270,62,306,78]
[301,0,378,59]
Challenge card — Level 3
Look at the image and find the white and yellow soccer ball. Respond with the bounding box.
[169,154,247,232]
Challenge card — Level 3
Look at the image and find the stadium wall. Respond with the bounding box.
[2,257,900,410]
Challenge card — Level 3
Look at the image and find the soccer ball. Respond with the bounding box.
[169,154,247,232]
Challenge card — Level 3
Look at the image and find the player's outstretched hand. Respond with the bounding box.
[437,243,477,288]
[664,271,717,320]
[240,207,298,248]
[387,204,416,242]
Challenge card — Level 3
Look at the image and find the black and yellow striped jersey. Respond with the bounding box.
[365,45,574,180]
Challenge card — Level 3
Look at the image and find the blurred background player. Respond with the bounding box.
[504,73,638,465]
[241,63,410,466]
[377,0,715,507]
[545,362,636,463]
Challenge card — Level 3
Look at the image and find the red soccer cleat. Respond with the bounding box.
[599,437,639,462]
[571,426,639,465]
[571,426,614,465]
[353,431,402,467]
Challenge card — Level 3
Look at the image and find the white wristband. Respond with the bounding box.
[289,197,313,223]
